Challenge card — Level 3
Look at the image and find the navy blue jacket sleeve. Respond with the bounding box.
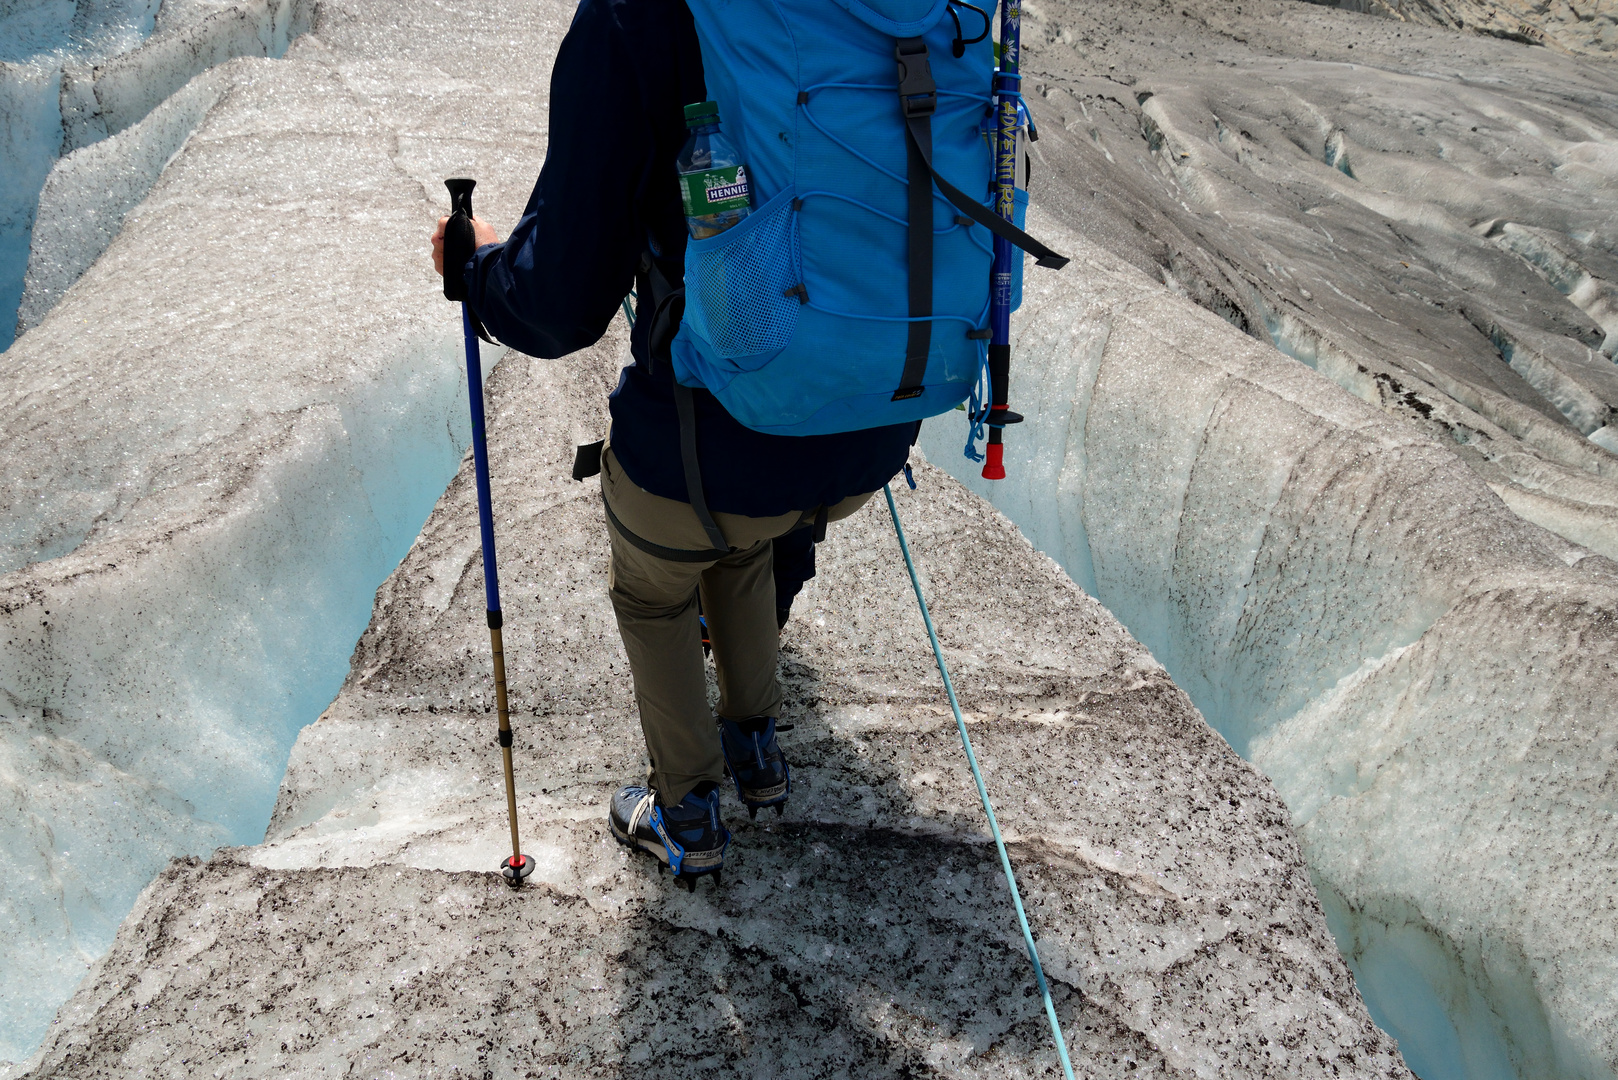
[463,0,648,359]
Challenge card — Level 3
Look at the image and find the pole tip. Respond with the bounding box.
[501,854,534,888]
[981,442,1006,481]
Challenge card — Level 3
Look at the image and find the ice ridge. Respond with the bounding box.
[5,0,1412,1075]
[0,0,314,352]
[2,0,1615,1075]
[14,261,1412,1080]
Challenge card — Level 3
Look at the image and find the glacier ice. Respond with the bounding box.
[1305,0,1617,57]
[0,54,70,355]
[5,0,1414,1074]
[2,0,1615,1074]
[13,297,1412,1079]
[923,201,1618,1080]
[0,28,498,1061]
[967,20,1618,1068]
[1019,0,1618,565]
[15,64,230,334]
[0,0,313,351]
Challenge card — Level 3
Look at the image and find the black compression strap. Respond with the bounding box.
[894,38,936,402]
[901,113,1070,270]
[672,383,731,553]
[813,504,829,543]
[602,493,728,563]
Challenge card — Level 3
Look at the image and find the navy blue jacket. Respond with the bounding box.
[464,0,917,517]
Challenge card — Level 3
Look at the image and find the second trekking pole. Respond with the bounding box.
[443,176,532,889]
[983,0,1026,481]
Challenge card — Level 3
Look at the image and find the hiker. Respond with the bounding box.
[433,0,1059,887]
[431,0,916,886]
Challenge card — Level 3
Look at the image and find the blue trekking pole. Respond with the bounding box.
[443,177,532,889]
[981,0,1026,481]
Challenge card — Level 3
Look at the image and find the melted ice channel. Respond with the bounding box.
[923,207,1618,1080]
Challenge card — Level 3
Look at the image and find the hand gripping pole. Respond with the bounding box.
[445,177,532,889]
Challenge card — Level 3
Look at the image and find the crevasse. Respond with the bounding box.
[922,207,1617,1080]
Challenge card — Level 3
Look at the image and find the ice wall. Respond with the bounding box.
[14,63,230,333]
[0,0,313,351]
[1300,0,1616,57]
[922,206,1618,1080]
[0,16,547,1056]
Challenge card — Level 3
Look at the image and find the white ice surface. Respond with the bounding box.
[0,2,561,1054]
[981,18,1618,1069]
[14,62,230,333]
[3,0,1615,1074]
[1019,0,1618,566]
[3,0,1411,1074]
[0,2,164,346]
[0,0,312,351]
[1304,0,1617,55]
[923,205,1618,1080]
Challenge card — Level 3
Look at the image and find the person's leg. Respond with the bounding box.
[702,489,880,813]
[602,437,882,818]
[605,520,728,806]
[714,488,875,679]
[825,489,875,524]
[600,446,731,806]
[701,536,793,814]
[601,444,802,804]
[700,538,783,721]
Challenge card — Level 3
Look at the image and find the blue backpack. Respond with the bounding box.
[669,0,1066,438]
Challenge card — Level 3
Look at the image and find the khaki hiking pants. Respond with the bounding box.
[600,442,872,805]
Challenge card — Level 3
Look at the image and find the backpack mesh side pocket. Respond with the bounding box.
[684,191,802,363]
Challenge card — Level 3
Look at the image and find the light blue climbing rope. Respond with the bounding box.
[883,483,1078,1080]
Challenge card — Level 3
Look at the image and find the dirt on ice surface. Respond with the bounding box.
[0,0,558,1061]
[18,318,1409,1077]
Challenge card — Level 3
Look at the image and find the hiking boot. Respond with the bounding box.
[719,715,790,818]
[609,782,728,890]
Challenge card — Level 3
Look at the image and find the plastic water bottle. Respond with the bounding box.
[677,101,752,240]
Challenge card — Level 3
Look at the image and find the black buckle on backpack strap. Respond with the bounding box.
[895,39,937,118]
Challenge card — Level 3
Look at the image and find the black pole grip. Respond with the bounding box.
[987,343,1011,411]
[442,177,478,302]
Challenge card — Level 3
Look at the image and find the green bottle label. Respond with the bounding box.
[680,164,751,217]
